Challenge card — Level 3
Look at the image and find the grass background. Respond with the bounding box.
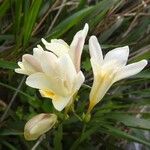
[0,0,150,149]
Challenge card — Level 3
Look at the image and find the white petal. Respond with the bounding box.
[18,62,24,68]
[69,23,89,72]
[33,45,43,59]
[73,71,85,91]
[40,51,58,76]
[26,73,53,90]
[90,58,101,76]
[15,62,29,75]
[41,38,49,45]
[51,39,69,47]
[104,46,129,66]
[57,54,77,87]
[52,96,71,111]
[15,68,28,75]
[114,60,148,82]
[89,75,113,112]
[89,36,103,65]
[26,73,67,96]
[41,38,69,57]
[23,54,42,72]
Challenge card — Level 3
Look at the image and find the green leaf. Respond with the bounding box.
[46,7,93,40]
[88,0,122,30]
[0,129,23,136]
[13,0,23,48]
[0,60,17,70]
[82,57,91,71]
[0,0,10,20]
[121,16,150,43]
[54,124,63,150]
[102,125,150,147]
[99,16,124,42]
[105,113,150,130]
[23,0,42,47]
[1,141,18,150]
[70,126,97,150]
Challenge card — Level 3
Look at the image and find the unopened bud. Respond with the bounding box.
[24,113,57,141]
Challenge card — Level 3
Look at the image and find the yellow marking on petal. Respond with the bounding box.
[39,90,60,101]
[88,70,116,113]
[40,90,55,98]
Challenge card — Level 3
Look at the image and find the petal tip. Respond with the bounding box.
[84,23,89,31]
[123,45,129,51]
[41,38,48,45]
[89,36,97,43]
[141,59,148,66]
[14,68,19,73]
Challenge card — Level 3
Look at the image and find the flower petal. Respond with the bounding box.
[69,23,89,72]
[51,39,69,47]
[114,59,148,82]
[33,45,44,59]
[15,62,28,74]
[23,54,42,72]
[52,96,71,111]
[39,90,55,99]
[15,68,28,75]
[73,71,85,91]
[90,58,101,76]
[89,72,114,112]
[40,51,58,76]
[103,46,129,66]
[26,73,53,90]
[57,54,77,89]
[41,38,70,57]
[18,62,24,68]
[89,36,103,65]
[26,72,67,96]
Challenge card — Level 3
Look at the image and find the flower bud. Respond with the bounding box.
[24,113,57,141]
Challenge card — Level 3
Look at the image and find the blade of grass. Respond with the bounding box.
[22,0,42,47]
[0,60,17,70]
[0,0,10,20]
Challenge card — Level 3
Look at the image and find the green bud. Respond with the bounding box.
[82,113,91,123]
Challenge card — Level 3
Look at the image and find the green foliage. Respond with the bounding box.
[54,124,63,150]
[22,0,42,47]
[0,0,150,149]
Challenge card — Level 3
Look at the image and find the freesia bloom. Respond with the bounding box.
[15,24,88,111]
[26,52,85,111]
[41,23,89,72]
[88,36,148,113]
[15,48,84,111]
[24,113,57,140]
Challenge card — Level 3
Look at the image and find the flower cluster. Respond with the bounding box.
[15,24,147,140]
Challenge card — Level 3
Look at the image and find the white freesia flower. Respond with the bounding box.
[24,51,84,111]
[88,36,148,112]
[15,24,88,111]
[24,113,57,141]
[41,23,89,72]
